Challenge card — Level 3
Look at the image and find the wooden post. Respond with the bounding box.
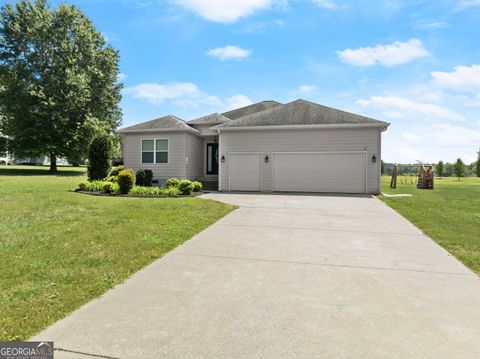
[390,165,397,189]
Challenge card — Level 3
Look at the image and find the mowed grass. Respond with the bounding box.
[0,165,236,341]
[379,176,480,275]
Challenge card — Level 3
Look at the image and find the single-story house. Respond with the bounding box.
[118,99,390,194]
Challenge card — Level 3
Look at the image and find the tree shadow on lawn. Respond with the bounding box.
[0,165,86,177]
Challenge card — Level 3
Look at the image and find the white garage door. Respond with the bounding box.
[272,152,366,193]
[229,153,262,191]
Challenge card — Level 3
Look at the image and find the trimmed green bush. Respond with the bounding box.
[103,182,119,194]
[109,166,124,177]
[78,181,115,193]
[117,169,135,194]
[166,178,180,188]
[136,169,153,187]
[106,175,118,183]
[130,186,163,196]
[78,181,90,191]
[164,187,180,197]
[178,180,193,195]
[88,135,113,181]
[192,181,203,192]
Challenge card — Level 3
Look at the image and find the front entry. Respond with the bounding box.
[206,143,219,175]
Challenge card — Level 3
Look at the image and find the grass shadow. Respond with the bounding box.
[0,165,86,177]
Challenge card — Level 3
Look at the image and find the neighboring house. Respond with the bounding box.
[118,99,390,194]
[0,151,12,165]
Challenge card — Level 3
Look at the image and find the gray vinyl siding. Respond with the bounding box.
[219,128,382,194]
[185,133,204,179]
[123,132,187,180]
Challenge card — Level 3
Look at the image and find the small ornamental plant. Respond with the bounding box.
[117,169,135,194]
[136,169,153,187]
[166,178,180,188]
[178,180,194,195]
[192,181,203,192]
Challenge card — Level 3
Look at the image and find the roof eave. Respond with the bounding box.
[214,123,390,131]
[189,121,227,126]
[117,127,200,134]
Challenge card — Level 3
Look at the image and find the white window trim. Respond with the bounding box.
[141,138,169,164]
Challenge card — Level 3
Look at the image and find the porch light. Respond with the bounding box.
[372,155,377,163]
[264,155,269,163]
[221,155,225,163]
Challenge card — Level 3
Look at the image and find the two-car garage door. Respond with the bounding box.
[229,152,366,193]
[272,152,366,193]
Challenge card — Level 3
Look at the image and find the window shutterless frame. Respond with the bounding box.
[141,138,169,164]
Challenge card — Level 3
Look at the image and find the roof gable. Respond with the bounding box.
[216,99,388,128]
[221,100,282,120]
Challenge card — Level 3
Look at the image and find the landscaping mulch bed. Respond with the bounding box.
[73,190,206,198]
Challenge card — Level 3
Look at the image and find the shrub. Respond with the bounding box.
[164,187,180,197]
[110,166,124,177]
[136,169,153,187]
[103,182,119,194]
[192,181,203,192]
[106,175,118,183]
[78,181,89,191]
[166,178,180,188]
[78,181,115,193]
[117,169,135,194]
[87,135,113,181]
[130,186,164,196]
[178,180,193,195]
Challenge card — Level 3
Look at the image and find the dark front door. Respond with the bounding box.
[206,143,219,175]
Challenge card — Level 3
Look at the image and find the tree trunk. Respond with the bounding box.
[49,154,57,173]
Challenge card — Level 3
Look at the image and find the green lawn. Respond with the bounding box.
[379,176,480,275]
[0,165,236,341]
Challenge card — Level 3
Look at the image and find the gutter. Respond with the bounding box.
[212,123,390,132]
[117,127,200,135]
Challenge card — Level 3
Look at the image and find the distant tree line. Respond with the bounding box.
[381,149,480,178]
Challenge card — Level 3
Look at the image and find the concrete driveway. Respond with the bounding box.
[34,193,480,358]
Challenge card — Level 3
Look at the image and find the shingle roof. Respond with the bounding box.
[216,99,388,128]
[221,100,282,120]
[118,115,195,133]
[188,113,230,125]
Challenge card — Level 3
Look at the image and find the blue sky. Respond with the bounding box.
[4,0,480,163]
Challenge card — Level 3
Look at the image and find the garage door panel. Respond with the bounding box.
[230,153,261,191]
[273,152,366,193]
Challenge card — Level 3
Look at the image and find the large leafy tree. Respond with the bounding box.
[0,0,122,172]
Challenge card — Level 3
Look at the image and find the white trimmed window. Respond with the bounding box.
[142,139,168,164]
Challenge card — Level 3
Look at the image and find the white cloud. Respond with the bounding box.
[117,73,127,81]
[402,123,480,147]
[206,45,251,60]
[356,96,464,122]
[298,85,318,93]
[125,82,254,112]
[337,39,430,67]
[124,82,222,107]
[456,0,480,10]
[382,123,480,163]
[226,95,254,110]
[414,20,448,30]
[312,0,337,9]
[171,0,275,23]
[431,64,480,93]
